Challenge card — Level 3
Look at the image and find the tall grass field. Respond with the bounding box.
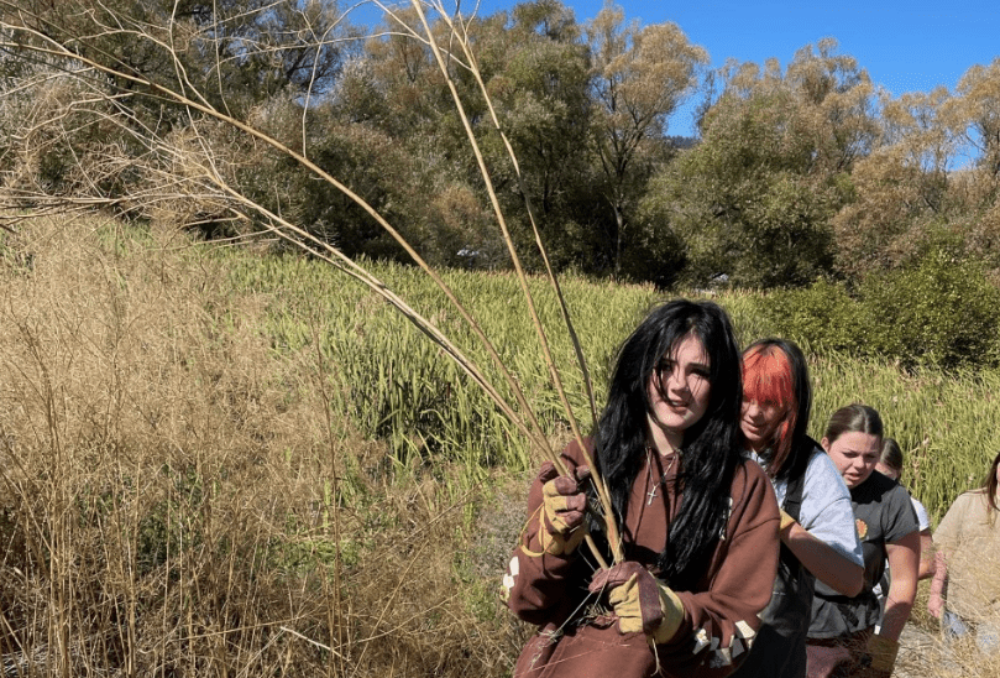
[1,214,997,676]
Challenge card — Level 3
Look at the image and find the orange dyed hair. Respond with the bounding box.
[742,344,798,477]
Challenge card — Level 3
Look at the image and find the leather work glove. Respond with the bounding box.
[861,633,899,677]
[589,561,685,644]
[536,462,590,556]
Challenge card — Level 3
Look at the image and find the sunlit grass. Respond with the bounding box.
[2,213,996,675]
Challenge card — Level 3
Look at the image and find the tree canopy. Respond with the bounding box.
[2,1,1000,293]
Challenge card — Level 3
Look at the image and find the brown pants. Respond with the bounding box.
[805,628,889,678]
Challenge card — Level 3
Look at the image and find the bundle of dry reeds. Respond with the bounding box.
[0,0,627,674]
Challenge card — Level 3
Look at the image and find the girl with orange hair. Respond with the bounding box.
[734,339,863,678]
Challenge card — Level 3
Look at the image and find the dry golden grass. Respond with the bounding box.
[10,211,999,678]
[0,213,525,677]
[893,608,1000,678]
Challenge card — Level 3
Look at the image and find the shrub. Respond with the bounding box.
[858,248,1000,369]
[759,278,862,355]
[761,249,1000,370]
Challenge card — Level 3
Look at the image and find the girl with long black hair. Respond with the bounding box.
[502,299,780,678]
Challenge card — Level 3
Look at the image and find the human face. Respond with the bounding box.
[647,332,712,448]
[741,398,785,453]
[823,431,882,488]
[875,462,900,481]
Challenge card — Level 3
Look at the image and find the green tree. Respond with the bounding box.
[327,1,603,270]
[479,0,600,270]
[585,2,707,276]
[642,41,874,288]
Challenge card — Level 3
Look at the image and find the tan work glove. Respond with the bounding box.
[535,462,590,556]
[862,633,899,677]
[779,509,797,536]
[589,562,684,644]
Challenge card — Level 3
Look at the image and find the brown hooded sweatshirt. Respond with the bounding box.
[503,439,780,678]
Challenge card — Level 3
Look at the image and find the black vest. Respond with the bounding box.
[733,446,817,678]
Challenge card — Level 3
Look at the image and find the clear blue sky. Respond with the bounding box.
[588,0,1000,137]
[357,0,1000,138]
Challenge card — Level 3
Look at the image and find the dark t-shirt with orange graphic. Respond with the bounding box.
[807,470,918,639]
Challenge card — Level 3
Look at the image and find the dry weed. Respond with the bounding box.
[0,214,518,677]
[896,619,1000,678]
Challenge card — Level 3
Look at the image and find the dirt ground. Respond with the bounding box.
[895,624,939,677]
[893,621,1000,678]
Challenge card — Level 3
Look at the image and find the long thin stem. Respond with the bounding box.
[404,0,620,562]
[0,1,621,564]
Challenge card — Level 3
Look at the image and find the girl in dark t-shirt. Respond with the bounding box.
[733,340,863,678]
[805,404,920,678]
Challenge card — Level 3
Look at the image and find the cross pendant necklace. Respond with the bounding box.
[646,448,678,506]
[646,485,661,506]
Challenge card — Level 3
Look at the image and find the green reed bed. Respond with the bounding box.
[219,250,661,477]
[218,249,998,520]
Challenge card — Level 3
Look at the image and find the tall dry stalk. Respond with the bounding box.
[0,0,624,562]
[0,213,530,676]
[401,0,620,563]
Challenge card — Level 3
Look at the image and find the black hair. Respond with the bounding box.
[590,299,744,589]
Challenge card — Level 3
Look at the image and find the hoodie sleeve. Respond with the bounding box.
[502,441,593,626]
